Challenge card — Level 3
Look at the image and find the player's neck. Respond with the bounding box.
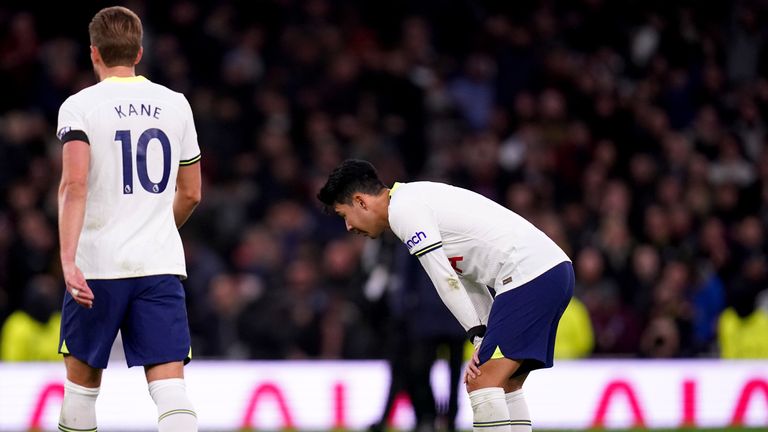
[98,66,137,81]
[377,190,392,229]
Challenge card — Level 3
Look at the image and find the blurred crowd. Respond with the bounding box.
[1,0,768,362]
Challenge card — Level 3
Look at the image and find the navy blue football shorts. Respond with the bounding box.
[478,261,574,377]
[59,275,192,369]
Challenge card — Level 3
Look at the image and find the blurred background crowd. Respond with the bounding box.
[1,0,768,364]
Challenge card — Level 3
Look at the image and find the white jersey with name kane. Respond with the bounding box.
[57,76,200,279]
[388,181,570,330]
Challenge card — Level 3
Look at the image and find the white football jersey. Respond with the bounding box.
[388,181,570,330]
[57,76,200,279]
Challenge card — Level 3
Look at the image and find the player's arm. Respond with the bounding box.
[173,162,201,228]
[417,252,490,382]
[460,277,494,333]
[389,198,488,338]
[416,248,488,335]
[174,95,202,229]
[58,137,94,308]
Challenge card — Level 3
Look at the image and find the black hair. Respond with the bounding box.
[317,159,386,211]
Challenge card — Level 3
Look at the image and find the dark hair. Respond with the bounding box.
[317,159,386,210]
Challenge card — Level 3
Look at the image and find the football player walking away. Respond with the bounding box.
[56,6,201,432]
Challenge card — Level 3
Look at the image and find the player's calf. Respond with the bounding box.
[59,379,99,432]
[149,378,197,432]
[469,387,511,432]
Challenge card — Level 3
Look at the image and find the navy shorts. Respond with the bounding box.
[478,261,574,377]
[59,275,192,369]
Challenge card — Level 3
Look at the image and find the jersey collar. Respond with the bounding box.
[389,182,403,197]
[103,75,148,83]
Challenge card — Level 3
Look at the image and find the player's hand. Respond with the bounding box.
[62,262,94,309]
[464,346,482,383]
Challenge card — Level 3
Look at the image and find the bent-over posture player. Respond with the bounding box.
[318,160,573,432]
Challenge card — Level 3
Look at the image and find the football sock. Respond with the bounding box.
[505,389,532,432]
[59,379,99,432]
[469,387,512,432]
[149,378,197,432]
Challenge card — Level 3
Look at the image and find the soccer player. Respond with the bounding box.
[56,6,201,432]
[318,160,574,432]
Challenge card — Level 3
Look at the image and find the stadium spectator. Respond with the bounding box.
[0,0,767,363]
[0,275,61,361]
[718,268,768,358]
[554,297,594,359]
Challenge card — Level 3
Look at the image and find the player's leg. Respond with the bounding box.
[60,355,102,432]
[123,275,197,432]
[465,357,520,432]
[145,361,196,432]
[467,365,531,432]
[446,337,465,432]
[467,261,574,432]
[503,373,531,432]
[407,338,437,432]
[58,279,128,432]
[496,262,572,432]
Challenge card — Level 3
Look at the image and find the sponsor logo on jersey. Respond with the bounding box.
[448,256,464,273]
[405,231,427,250]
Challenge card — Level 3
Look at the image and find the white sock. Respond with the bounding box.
[59,379,99,432]
[505,389,532,432]
[148,378,197,432]
[469,387,512,432]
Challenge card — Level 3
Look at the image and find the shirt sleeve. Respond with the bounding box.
[461,277,494,326]
[178,96,201,166]
[390,198,488,331]
[416,246,489,332]
[389,198,442,257]
[57,98,89,144]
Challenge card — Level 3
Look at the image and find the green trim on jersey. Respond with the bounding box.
[103,75,148,83]
[389,182,403,197]
[179,153,201,166]
[413,241,443,257]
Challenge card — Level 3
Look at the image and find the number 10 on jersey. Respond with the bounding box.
[115,128,171,194]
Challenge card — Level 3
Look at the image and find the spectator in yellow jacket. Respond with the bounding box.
[718,269,768,359]
[554,296,594,359]
[0,276,62,361]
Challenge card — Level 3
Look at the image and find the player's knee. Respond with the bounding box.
[465,372,499,393]
[504,374,526,393]
[64,355,102,388]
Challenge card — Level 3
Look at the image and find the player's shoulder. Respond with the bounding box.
[391,181,458,204]
[141,80,192,109]
[60,82,102,111]
[388,182,439,219]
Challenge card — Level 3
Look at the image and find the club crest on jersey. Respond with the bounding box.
[57,126,71,140]
[405,231,427,250]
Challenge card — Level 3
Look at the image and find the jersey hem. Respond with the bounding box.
[495,259,571,295]
[81,268,187,280]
